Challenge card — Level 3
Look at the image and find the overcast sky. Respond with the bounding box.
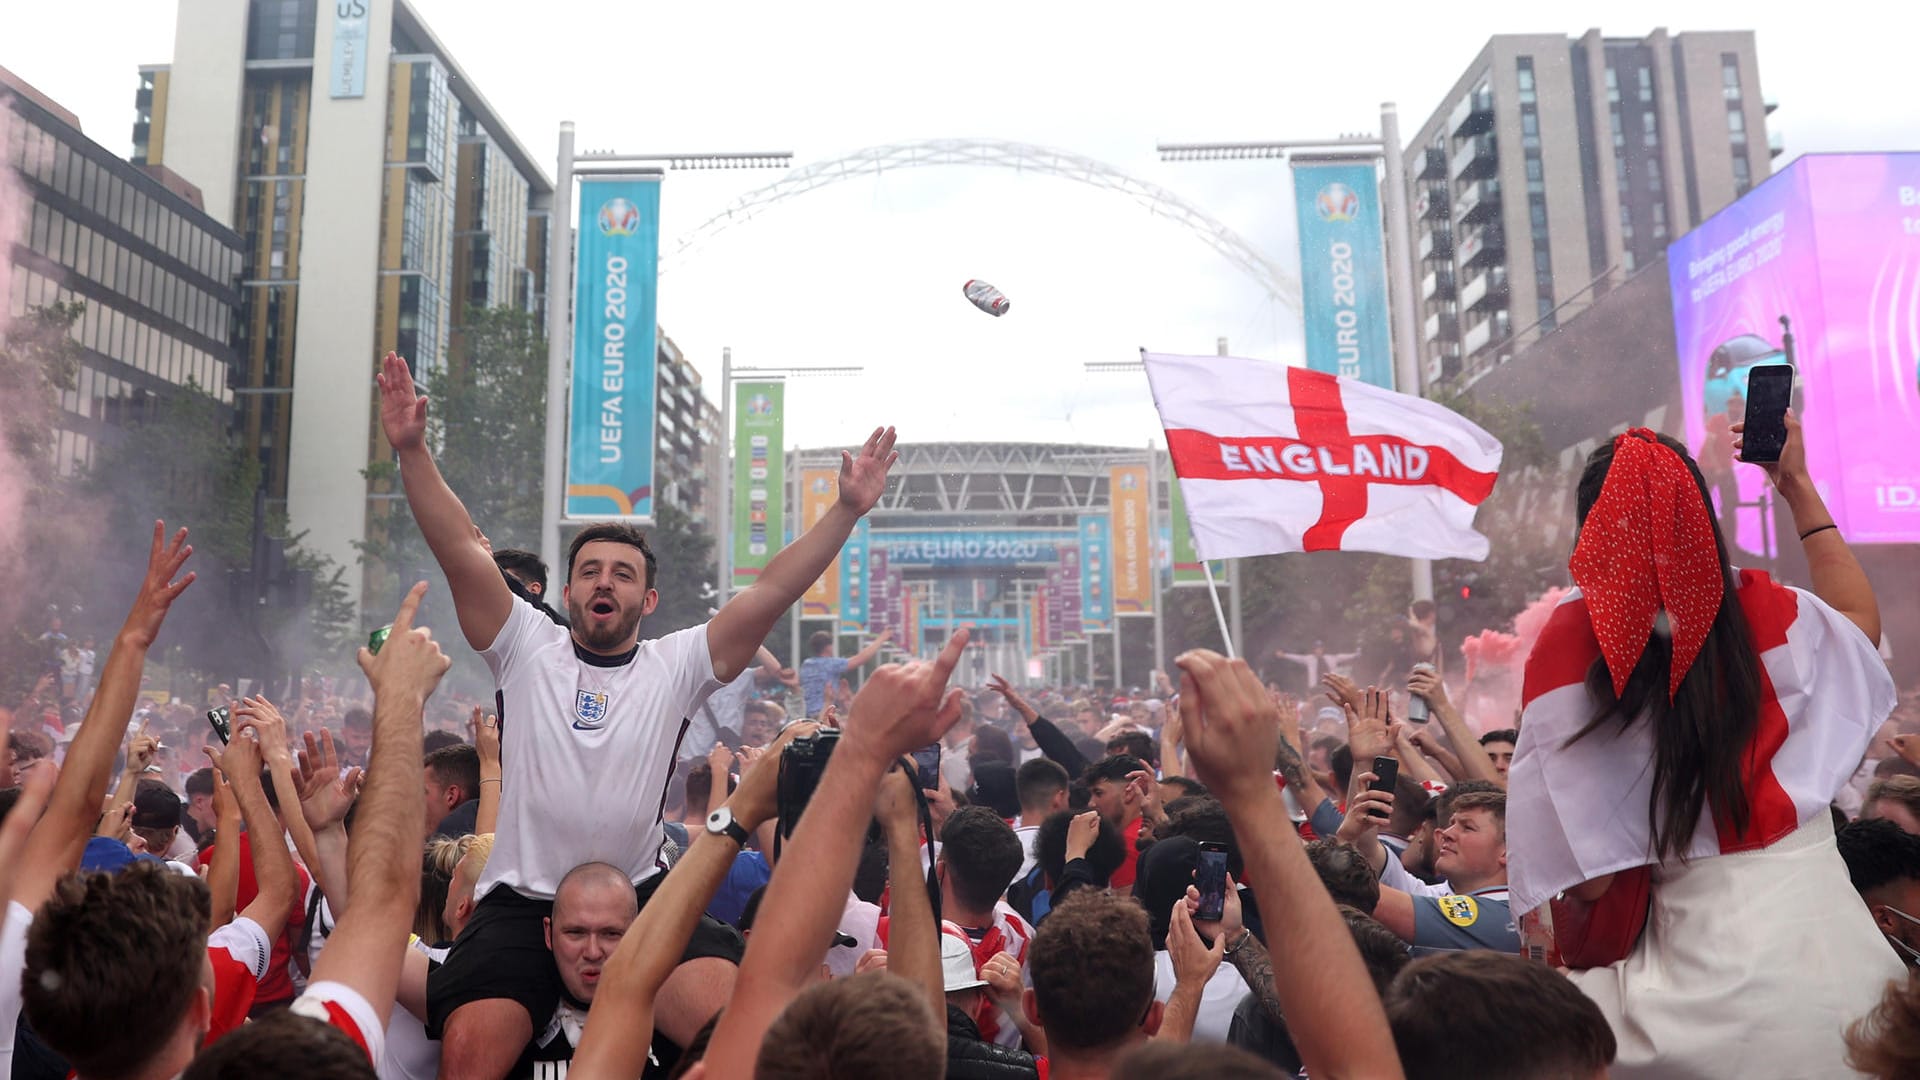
[7,1,1920,451]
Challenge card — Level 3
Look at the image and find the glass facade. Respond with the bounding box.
[4,96,243,479]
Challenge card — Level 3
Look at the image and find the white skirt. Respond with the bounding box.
[1569,812,1905,1079]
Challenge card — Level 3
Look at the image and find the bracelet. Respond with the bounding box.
[1223,928,1253,958]
[1799,523,1838,542]
[479,777,502,786]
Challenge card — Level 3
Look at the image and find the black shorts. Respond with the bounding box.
[425,869,746,1038]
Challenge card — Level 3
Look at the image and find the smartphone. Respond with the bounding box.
[206,706,232,745]
[911,743,942,791]
[1367,756,1399,820]
[1196,842,1230,921]
[1739,364,1794,463]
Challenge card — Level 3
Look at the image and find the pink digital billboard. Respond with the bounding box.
[1669,152,1920,551]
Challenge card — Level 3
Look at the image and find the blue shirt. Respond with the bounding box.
[1410,887,1519,955]
[799,656,849,717]
[708,851,772,927]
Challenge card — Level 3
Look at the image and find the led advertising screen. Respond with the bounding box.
[1668,153,1920,551]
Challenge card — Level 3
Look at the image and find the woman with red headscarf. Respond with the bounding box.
[1507,412,1902,1078]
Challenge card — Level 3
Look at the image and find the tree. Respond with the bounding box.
[0,301,84,702]
[632,501,717,639]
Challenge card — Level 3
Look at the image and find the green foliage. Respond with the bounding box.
[636,500,717,639]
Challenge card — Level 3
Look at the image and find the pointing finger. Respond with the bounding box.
[390,580,430,634]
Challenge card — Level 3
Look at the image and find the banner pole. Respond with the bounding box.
[1201,562,1237,659]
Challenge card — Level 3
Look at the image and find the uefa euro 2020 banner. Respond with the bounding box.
[567,176,661,520]
[1667,152,1920,550]
[732,382,785,591]
[1291,158,1394,390]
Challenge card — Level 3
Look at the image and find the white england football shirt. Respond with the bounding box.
[477,600,723,899]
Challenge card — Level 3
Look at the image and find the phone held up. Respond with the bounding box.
[1367,756,1399,820]
[911,743,943,791]
[1739,364,1794,464]
[206,706,232,745]
[1196,841,1230,922]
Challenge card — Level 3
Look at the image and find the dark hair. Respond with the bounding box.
[1015,758,1071,813]
[1157,796,1241,878]
[1112,1042,1286,1079]
[1338,904,1411,996]
[1029,890,1156,1052]
[422,729,465,755]
[1083,754,1148,789]
[968,761,1022,820]
[1306,839,1380,914]
[757,972,943,1080]
[1410,599,1436,621]
[1160,776,1208,800]
[1443,790,1507,843]
[939,806,1025,912]
[969,724,1015,767]
[739,884,767,932]
[1837,818,1920,896]
[1389,774,1431,838]
[1572,432,1763,861]
[25,864,211,1078]
[808,630,835,656]
[342,706,373,733]
[1036,809,1124,890]
[184,765,216,798]
[493,548,550,594]
[1106,732,1159,769]
[131,778,183,830]
[1477,728,1518,747]
[185,1008,375,1079]
[683,760,734,812]
[0,787,19,821]
[566,522,658,591]
[1330,744,1354,793]
[1432,779,1502,831]
[1386,951,1616,1080]
[423,744,481,803]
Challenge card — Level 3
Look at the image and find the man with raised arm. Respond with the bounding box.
[372,351,904,1077]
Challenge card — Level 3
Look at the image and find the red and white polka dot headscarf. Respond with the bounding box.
[1568,429,1725,701]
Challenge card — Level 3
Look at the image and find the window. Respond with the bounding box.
[1734,155,1753,196]
[1517,57,1536,105]
[1605,65,1620,103]
[1722,52,1741,98]
[1728,110,1745,134]
[1637,66,1653,103]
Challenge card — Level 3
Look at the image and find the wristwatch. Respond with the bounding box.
[706,807,750,846]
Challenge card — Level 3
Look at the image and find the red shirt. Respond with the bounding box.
[1109,817,1146,890]
[196,831,311,1004]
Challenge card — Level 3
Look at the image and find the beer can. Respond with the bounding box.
[368,624,393,655]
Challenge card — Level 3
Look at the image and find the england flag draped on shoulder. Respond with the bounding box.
[1141,351,1503,561]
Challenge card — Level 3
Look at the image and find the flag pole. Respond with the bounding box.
[1200,562,1237,659]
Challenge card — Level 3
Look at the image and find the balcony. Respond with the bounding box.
[1416,183,1449,221]
[1417,147,1448,180]
[1451,134,1498,180]
[1463,309,1512,357]
[1421,267,1455,301]
[1455,177,1500,225]
[1764,96,1779,115]
[1457,223,1505,268]
[1450,87,1495,139]
[1460,265,1508,313]
[1768,131,1785,158]
[1417,226,1452,263]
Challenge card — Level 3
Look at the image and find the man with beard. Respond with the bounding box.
[375,352,903,1079]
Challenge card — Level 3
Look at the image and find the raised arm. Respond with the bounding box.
[876,765,944,1030]
[107,719,159,816]
[991,675,1090,777]
[1410,669,1500,787]
[470,707,502,836]
[14,523,193,913]
[235,698,322,888]
[376,351,512,650]
[291,728,362,912]
[204,769,241,931]
[1178,650,1405,1080]
[207,729,298,942]
[307,583,448,1030]
[704,629,971,1077]
[572,722,813,1077]
[708,427,897,682]
[1737,411,1880,642]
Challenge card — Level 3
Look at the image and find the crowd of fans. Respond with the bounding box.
[2,361,1918,1079]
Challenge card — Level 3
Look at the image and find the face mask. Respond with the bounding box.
[1878,904,1920,964]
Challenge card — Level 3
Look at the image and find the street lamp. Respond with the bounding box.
[539,123,796,585]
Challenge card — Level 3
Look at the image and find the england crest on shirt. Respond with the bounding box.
[573,690,610,730]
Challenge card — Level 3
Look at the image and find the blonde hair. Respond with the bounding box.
[455,833,495,890]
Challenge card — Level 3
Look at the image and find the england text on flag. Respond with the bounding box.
[1141,352,1503,562]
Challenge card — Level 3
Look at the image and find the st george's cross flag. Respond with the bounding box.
[1141,352,1503,562]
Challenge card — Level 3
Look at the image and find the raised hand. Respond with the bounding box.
[1732,408,1809,493]
[1321,672,1363,712]
[375,351,429,453]
[1344,686,1394,766]
[357,582,451,705]
[987,673,1037,721]
[125,719,160,774]
[1065,810,1101,863]
[835,426,899,516]
[234,696,292,766]
[872,757,918,828]
[731,722,817,830]
[982,951,1025,1015]
[294,731,364,833]
[1167,895,1226,989]
[1175,650,1284,808]
[842,627,970,765]
[469,706,500,770]
[1407,667,1451,716]
[124,522,195,648]
[96,800,135,842]
[1336,777,1394,845]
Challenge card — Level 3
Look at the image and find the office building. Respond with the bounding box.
[1405,29,1778,389]
[133,0,551,599]
[653,333,720,526]
[3,66,244,477]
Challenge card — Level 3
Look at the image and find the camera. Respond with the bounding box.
[777,727,840,838]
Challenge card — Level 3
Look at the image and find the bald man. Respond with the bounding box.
[520,863,641,1077]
